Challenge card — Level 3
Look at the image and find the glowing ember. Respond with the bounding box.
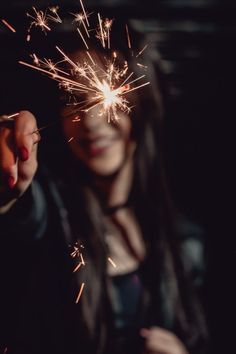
[27,7,51,34]
[75,282,85,303]
[1,19,16,33]
[73,262,82,273]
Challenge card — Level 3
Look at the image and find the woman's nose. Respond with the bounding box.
[80,107,106,131]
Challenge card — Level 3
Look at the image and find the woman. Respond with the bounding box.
[0,33,208,354]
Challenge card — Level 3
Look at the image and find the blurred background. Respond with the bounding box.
[0,1,235,353]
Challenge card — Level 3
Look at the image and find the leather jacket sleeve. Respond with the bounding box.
[0,179,48,243]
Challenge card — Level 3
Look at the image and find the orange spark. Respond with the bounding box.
[73,262,82,272]
[137,63,148,70]
[108,257,117,268]
[75,283,85,303]
[77,27,89,49]
[98,13,105,48]
[1,19,16,33]
[136,44,148,58]
[125,24,131,49]
[48,6,62,24]
[70,11,90,37]
[80,253,85,265]
[27,7,51,34]
[80,0,90,27]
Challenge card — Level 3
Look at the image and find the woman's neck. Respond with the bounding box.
[93,154,134,210]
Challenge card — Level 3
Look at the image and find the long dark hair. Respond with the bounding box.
[37,20,208,354]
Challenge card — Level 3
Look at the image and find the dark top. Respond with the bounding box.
[0,174,208,354]
[110,268,143,330]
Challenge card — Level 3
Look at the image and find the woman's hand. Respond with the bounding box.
[0,111,39,213]
[140,326,189,354]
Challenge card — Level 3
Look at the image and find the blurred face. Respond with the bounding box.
[60,49,136,176]
[61,106,135,176]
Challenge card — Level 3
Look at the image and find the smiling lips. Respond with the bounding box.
[79,135,119,157]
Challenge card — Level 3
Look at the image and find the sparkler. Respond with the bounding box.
[20,0,150,123]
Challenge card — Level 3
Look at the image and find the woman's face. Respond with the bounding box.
[61,105,135,176]
[60,49,136,177]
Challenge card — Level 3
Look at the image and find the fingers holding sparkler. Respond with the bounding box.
[14,110,40,156]
[0,122,17,188]
[0,111,39,211]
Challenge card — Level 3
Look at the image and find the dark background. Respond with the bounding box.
[0,1,235,353]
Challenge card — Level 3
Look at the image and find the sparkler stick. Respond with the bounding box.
[0,113,60,141]
[0,114,17,128]
[108,257,117,268]
[6,113,19,119]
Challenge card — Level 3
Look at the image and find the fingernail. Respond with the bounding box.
[19,146,29,161]
[8,176,15,189]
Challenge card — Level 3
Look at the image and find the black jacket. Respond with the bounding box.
[0,173,208,354]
